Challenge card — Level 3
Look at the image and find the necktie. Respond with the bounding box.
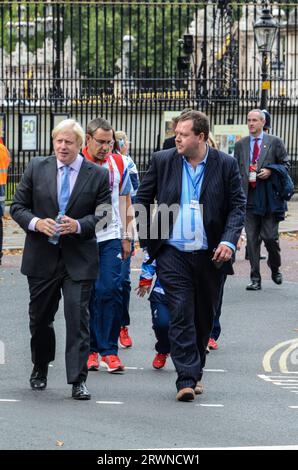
[58,165,70,214]
[252,138,260,164]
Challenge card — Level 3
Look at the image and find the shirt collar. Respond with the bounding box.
[250,131,264,142]
[56,154,83,172]
[183,144,209,167]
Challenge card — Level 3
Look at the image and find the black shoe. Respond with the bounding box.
[72,381,91,400]
[246,281,261,291]
[30,364,48,390]
[272,270,283,285]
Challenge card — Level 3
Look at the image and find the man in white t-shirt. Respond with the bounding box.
[83,117,133,373]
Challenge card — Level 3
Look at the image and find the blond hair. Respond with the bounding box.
[52,119,85,148]
[115,130,128,143]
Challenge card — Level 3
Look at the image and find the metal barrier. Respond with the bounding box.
[0,1,297,200]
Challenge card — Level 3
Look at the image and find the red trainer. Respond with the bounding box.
[100,355,125,373]
[119,327,133,349]
[87,352,99,371]
[152,353,169,369]
[208,338,219,350]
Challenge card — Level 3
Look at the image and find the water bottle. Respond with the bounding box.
[48,212,64,245]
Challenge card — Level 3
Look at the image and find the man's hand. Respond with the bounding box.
[135,285,151,297]
[212,244,233,263]
[121,239,131,260]
[36,218,57,236]
[59,215,78,235]
[257,168,271,180]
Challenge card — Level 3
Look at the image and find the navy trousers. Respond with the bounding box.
[210,273,227,341]
[120,253,132,327]
[156,245,222,391]
[150,296,171,354]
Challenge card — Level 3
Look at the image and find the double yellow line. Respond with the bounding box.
[263,339,298,373]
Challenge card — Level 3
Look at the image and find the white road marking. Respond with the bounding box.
[273,381,298,385]
[288,406,298,409]
[0,399,20,402]
[124,366,144,370]
[96,401,123,405]
[196,404,224,407]
[204,369,226,372]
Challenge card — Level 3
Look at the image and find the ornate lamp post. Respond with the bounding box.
[254,3,279,109]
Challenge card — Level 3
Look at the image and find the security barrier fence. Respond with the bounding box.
[0,1,297,200]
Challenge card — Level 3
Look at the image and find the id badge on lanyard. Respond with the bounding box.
[190,199,200,211]
[249,164,257,184]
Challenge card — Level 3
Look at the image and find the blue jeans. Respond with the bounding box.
[150,297,170,355]
[120,253,132,327]
[89,239,123,356]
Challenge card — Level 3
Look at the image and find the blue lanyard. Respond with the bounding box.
[184,160,205,199]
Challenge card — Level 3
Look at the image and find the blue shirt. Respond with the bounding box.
[167,147,235,252]
[167,149,208,251]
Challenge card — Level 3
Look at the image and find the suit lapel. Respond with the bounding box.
[243,137,251,175]
[172,151,183,203]
[45,157,59,212]
[257,133,270,170]
[65,159,92,212]
[200,148,217,198]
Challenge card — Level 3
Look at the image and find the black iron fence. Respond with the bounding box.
[1,1,298,200]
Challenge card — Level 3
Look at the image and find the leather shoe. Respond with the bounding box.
[246,281,261,291]
[194,381,204,395]
[176,387,195,402]
[72,381,91,400]
[30,364,48,390]
[272,270,283,285]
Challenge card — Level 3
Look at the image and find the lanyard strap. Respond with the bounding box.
[184,161,205,199]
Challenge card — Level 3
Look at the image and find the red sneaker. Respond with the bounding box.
[119,327,133,349]
[87,352,99,371]
[152,353,169,369]
[208,338,219,350]
[100,355,125,373]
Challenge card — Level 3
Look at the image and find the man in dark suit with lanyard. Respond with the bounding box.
[234,109,290,291]
[136,110,246,401]
[11,119,111,400]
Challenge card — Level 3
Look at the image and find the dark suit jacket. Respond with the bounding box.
[136,147,246,273]
[10,156,111,281]
[162,135,176,150]
[234,133,290,197]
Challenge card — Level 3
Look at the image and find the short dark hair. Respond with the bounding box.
[261,109,271,130]
[87,117,113,136]
[177,110,210,140]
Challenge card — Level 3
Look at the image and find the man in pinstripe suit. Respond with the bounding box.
[136,111,246,401]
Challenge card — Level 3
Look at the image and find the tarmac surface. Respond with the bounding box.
[0,198,297,450]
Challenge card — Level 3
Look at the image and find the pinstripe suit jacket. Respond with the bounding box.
[136,147,246,273]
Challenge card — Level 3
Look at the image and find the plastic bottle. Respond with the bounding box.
[48,212,64,245]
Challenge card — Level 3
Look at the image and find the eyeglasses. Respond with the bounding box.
[92,136,114,147]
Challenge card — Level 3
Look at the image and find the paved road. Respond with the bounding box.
[0,255,298,450]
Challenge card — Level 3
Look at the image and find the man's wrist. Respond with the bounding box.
[121,231,133,241]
